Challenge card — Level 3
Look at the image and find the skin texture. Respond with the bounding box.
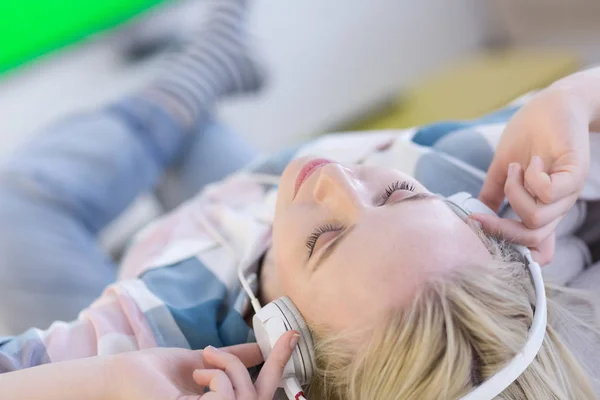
[261,156,492,333]
[0,333,298,400]
[475,68,600,265]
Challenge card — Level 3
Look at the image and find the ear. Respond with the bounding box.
[259,247,285,302]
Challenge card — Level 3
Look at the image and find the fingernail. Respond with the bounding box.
[508,163,518,176]
[290,333,300,350]
[205,345,219,352]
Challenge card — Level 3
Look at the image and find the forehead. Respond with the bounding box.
[314,198,491,309]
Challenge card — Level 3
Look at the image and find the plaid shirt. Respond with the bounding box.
[3,94,600,372]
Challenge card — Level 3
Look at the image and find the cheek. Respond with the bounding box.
[276,157,309,208]
[272,217,301,285]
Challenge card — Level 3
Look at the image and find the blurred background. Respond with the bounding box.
[1,0,600,256]
[2,0,600,156]
[1,0,600,336]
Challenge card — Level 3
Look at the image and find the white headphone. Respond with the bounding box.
[238,192,547,400]
[237,280,314,400]
[444,192,548,400]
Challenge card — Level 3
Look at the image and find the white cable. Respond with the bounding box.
[194,209,235,254]
[193,172,280,314]
[283,377,306,400]
[196,172,308,399]
[237,266,263,313]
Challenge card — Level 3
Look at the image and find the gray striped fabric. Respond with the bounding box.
[143,0,264,128]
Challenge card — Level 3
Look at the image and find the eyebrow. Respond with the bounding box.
[312,192,438,271]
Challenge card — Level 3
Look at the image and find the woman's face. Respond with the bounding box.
[270,156,492,333]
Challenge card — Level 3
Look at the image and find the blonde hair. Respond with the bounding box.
[308,233,600,400]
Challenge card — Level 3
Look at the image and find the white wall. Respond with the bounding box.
[0,0,487,154]
[225,0,487,150]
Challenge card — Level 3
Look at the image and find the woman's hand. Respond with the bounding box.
[110,331,299,400]
[474,87,591,264]
[0,330,298,400]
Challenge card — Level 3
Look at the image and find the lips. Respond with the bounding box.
[294,158,333,197]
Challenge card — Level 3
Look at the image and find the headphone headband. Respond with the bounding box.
[445,193,548,400]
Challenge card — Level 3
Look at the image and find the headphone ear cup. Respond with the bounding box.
[274,296,316,384]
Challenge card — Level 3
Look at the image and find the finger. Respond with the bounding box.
[220,343,264,368]
[255,331,299,400]
[549,170,581,201]
[510,191,575,230]
[505,163,576,228]
[469,213,561,248]
[203,346,255,398]
[193,369,235,399]
[523,176,537,199]
[503,163,540,226]
[478,158,509,213]
[524,156,553,203]
[200,393,235,400]
[180,395,203,400]
[530,234,556,266]
[198,394,223,400]
[525,155,582,204]
[197,344,263,369]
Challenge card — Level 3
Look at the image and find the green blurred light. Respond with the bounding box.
[0,0,165,74]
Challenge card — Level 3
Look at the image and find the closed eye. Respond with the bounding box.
[380,180,416,205]
[306,223,344,257]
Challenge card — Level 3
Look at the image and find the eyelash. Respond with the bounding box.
[306,223,342,257]
[305,180,416,257]
[381,180,415,203]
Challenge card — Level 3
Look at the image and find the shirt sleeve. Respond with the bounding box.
[0,283,158,373]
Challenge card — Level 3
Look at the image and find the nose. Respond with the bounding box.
[313,163,363,217]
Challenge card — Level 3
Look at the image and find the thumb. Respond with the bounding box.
[479,159,509,212]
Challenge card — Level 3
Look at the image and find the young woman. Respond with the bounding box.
[2,0,600,397]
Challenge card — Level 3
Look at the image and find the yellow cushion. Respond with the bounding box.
[348,50,580,131]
